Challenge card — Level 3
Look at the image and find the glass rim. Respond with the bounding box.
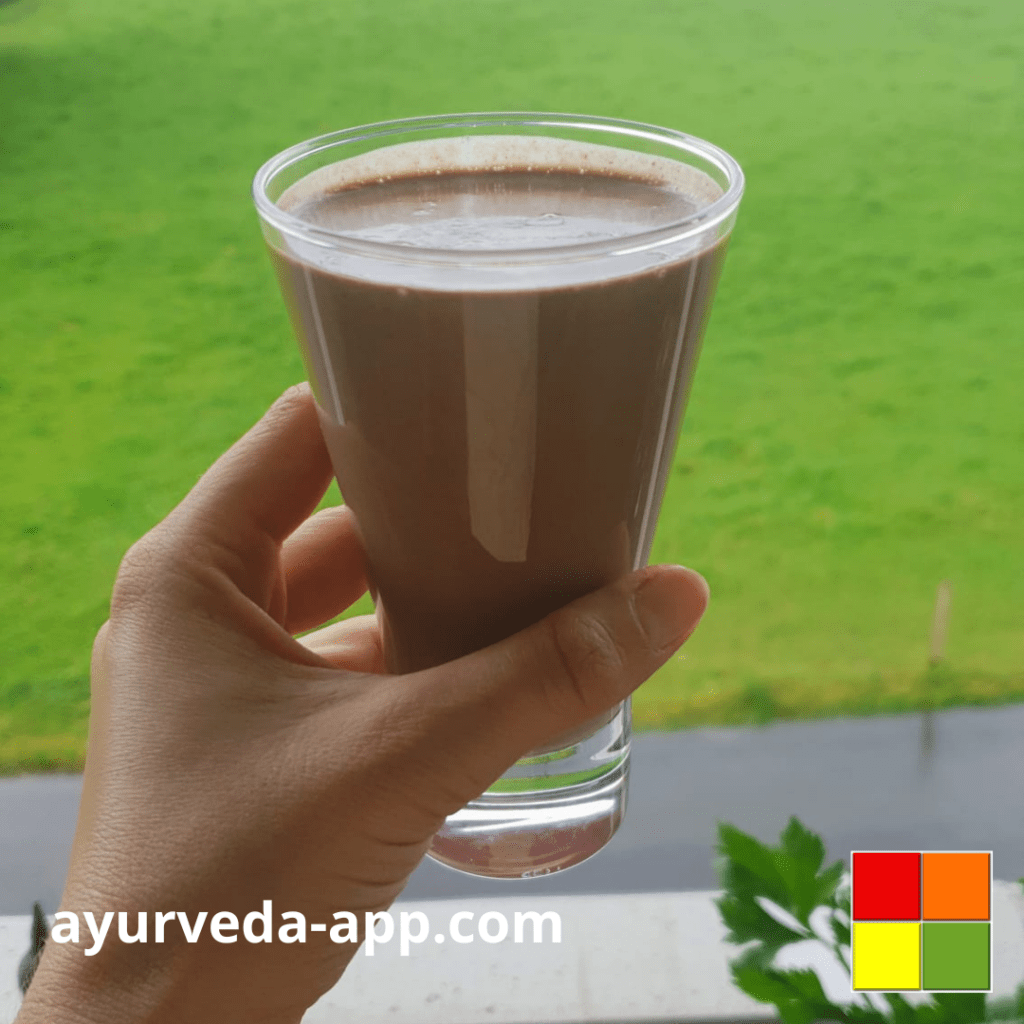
[252,111,745,267]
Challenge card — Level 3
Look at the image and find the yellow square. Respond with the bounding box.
[853,922,921,990]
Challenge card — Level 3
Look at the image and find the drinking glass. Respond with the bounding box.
[253,112,744,878]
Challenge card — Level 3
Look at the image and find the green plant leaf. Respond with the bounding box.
[732,964,802,1004]
[774,817,846,922]
[716,892,808,948]
[832,912,852,948]
[929,992,988,1024]
[730,942,790,978]
[838,885,852,915]
[814,858,847,908]
[779,815,826,877]
[776,999,820,1024]
[883,992,940,1024]
[714,817,1010,1024]
[984,994,1021,1021]
[732,965,833,1024]
[717,821,793,906]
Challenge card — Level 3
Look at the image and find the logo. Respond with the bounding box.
[851,851,992,992]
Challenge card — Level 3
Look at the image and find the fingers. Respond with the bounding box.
[163,384,335,600]
[399,564,710,799]
[280,505,370,635]
[298,615,386,675]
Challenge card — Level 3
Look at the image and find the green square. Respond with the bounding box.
[922,922,990,990]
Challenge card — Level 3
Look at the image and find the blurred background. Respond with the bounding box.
[1,0,1022,773]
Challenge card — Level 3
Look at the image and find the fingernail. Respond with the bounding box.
[634,566,709,652]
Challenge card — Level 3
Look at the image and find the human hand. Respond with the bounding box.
[16,384,709,1024]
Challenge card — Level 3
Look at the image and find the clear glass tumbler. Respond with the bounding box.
[253,112,743,879]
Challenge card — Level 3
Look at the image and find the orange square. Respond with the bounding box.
[922,853,990,920]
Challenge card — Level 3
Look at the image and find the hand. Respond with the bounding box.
[16,384,709,1024]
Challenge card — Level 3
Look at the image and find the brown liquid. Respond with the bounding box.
[269,166,728,677]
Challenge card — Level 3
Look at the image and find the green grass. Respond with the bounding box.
[2,0,1022,771]
[488,765,615,795]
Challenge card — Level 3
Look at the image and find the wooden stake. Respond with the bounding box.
[929,580,953,666]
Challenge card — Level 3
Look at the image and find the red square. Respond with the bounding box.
[853,852,921,920]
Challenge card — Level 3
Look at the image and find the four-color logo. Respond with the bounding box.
[851,851,992,992]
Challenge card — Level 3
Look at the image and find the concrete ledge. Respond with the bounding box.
[1,885,1021,1023]
[309,891,773,1024]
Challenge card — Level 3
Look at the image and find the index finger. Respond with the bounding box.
[172,382,334,554]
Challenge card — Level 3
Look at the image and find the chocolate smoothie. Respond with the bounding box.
[266,137,728,683]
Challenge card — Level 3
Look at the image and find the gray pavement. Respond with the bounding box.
[1,703,1022,916]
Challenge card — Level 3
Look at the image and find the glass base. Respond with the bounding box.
[427,701,630,879]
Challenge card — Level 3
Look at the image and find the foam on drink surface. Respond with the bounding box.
[339,212,639,251]
[273,136,726,291]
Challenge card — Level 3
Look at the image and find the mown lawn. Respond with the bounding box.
[1,0,1022,772]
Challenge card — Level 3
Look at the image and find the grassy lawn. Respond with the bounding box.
[1,0,1022,772]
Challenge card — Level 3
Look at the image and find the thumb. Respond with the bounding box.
[408,564,710,798]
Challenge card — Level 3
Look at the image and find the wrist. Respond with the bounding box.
[15,929,225,1024]
[15,910,346,1024]
[15,939,156,1024]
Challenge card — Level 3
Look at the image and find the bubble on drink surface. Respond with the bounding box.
[278,135,724,214]
[645,249,674,264]
[342,214,625,252]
